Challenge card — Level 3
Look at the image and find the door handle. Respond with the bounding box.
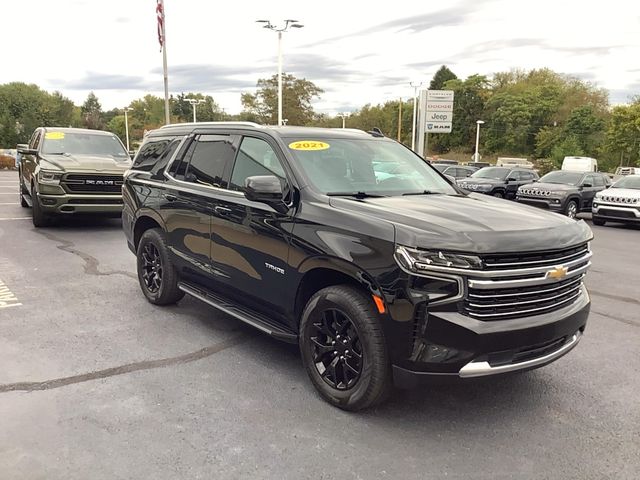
[163,193,177,202]
[214,206,231,215]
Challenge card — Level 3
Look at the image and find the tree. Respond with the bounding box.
[429,66,457,90]
[605,101,640,168]
[241,73,323,126]
[81,92,104,130]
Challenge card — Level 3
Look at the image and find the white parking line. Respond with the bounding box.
[0,217,31,221]
[0,203,19,205]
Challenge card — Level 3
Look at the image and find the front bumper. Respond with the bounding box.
[37,192,123,214]
[592,202,640,223]
[516,196,565,212]
[391,286,589,387]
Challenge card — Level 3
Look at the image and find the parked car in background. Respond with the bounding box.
[458,167,539,199]
[592,175,640,226]
[562,156,598,172]
[431,159,457,165]
[516,170,611,219]
[123,122,593,410]
[496,157,534,169]
[432,164,478,180]
[18,127,131,227]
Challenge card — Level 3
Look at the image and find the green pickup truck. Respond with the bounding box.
[18,127,131,227]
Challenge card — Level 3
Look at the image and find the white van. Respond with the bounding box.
[562,156,598,172]
[496,157,534,169]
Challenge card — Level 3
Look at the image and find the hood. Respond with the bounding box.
[597,188,640,202]
[41,154,131,173]
[519,182,577,193]
[329,193,592,254]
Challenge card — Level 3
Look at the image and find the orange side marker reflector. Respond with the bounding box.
[372,295,386,314]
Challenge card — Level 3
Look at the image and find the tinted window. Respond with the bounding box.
[185,134,235,188]
[133,137,180,174]
[169,138,196,180]
[584,175,597,186]
[509,171,521,181]
[471,167,510,180]
[230,137,286,191]
[539,171,583,185]
[592,175,605,187]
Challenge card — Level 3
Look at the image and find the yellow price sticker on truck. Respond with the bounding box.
[45,132,65,140]
[288,141,330,151]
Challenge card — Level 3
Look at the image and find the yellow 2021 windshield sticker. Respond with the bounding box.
[45,132,65,140]
[288,141,330,151]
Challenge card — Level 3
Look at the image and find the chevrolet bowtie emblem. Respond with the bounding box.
[547,266,569,279]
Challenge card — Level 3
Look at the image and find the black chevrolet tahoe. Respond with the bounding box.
[122,123,592,411]
[516,170,612,218]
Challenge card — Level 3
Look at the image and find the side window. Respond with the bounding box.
[168,138,195,180]
[522,172,534,181]
[30,131,42,150]
[229,137,286,191]
[509,171,521,181]
[185,134,236,188]
[584,174,596,186]
[593,175,605,187]
[133,138,172,172]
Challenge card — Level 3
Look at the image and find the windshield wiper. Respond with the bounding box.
[402,190,443,196]
[327,191,387,198]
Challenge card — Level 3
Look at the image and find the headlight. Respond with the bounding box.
[395,245,483,272]
[38,170,63,185]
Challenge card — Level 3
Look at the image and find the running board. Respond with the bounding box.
[178,281,298,343]
[21,193,33,208]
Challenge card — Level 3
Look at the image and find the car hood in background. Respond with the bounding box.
[41,154,131,173]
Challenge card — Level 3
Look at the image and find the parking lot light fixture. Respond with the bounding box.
[337,112,349,129]
[185,98,207,123]
[474,120,485,163]
[256,19,304,126]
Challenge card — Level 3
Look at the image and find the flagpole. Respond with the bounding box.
[159,0,170,125]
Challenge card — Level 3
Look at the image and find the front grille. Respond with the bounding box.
[62,174,123,194]
[598,208,636,219]
[482,243,589,271]
[67,198,123,205]
[519,189,552,197]
[462,244,591,321]
[600,195,638,204]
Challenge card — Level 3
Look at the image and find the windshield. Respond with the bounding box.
[470,167,510,180]
[285,138,456,196]
[42,131,128,158]
[539,171,583,185]
[612,175,640,189]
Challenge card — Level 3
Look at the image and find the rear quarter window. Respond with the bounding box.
[133,137,181,176]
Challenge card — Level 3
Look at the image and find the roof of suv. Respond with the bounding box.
[153,122,385,140]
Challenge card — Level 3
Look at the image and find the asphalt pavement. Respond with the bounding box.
[0,169,638,479]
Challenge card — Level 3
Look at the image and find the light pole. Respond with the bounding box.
[186,98,206,123]
[256,19,304,126]
[410,81,423,151]
[474,120,485,163]
[123,107,132,152]
[337,112,349,128]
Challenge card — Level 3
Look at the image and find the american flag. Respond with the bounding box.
[156,0,165,51]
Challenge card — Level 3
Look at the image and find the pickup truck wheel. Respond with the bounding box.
[592,216,606,226]
[31,189,52,227]
[565,200,578,219]
[493,191,504,198]
[137,228,184,305]
[299,285,392,411]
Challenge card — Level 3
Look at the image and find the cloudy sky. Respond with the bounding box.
[2,0,639,114]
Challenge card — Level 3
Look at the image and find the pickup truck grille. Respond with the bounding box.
[463,243,591,321]
[62,174,123,194]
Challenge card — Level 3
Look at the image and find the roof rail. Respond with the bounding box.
[159,121,263,129]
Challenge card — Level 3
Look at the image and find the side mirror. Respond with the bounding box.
[244,175,288,212]
[506,177,517,183]
[18,146,37,155]
[582,183,592,188]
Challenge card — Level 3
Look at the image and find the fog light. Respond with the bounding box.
[41,198,56,206]
[593,202,598,207]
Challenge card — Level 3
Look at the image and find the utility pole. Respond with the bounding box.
[123,107,132,152]
[397,98,402,141]
[410,81,423,151]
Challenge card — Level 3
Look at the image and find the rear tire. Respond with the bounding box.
[31,187,52,227]
[592,216,606,226]
[136,228,184,305]
[299,285,392,411]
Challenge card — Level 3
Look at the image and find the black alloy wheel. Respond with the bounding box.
[309,308,363,390]
[141,243,163,293]
[565,200,578,219]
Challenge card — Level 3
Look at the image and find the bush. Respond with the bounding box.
[0,154,16,169]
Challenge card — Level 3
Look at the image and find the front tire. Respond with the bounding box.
[299,285,392,411]
[565,200,578,219]
[493,191,504,198]
[592,216,606,226]
[31,187,52,227]
[136,228,184,305]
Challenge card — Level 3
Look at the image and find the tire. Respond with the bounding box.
[31,186,52,227]
[19,174,28,208]
[565,200,578,219]
[136,228,184,305]
[592,216,606,226]
[299,285,392,411]
[493,191,504,198]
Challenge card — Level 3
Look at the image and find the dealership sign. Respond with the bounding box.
[425,90,454,133]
